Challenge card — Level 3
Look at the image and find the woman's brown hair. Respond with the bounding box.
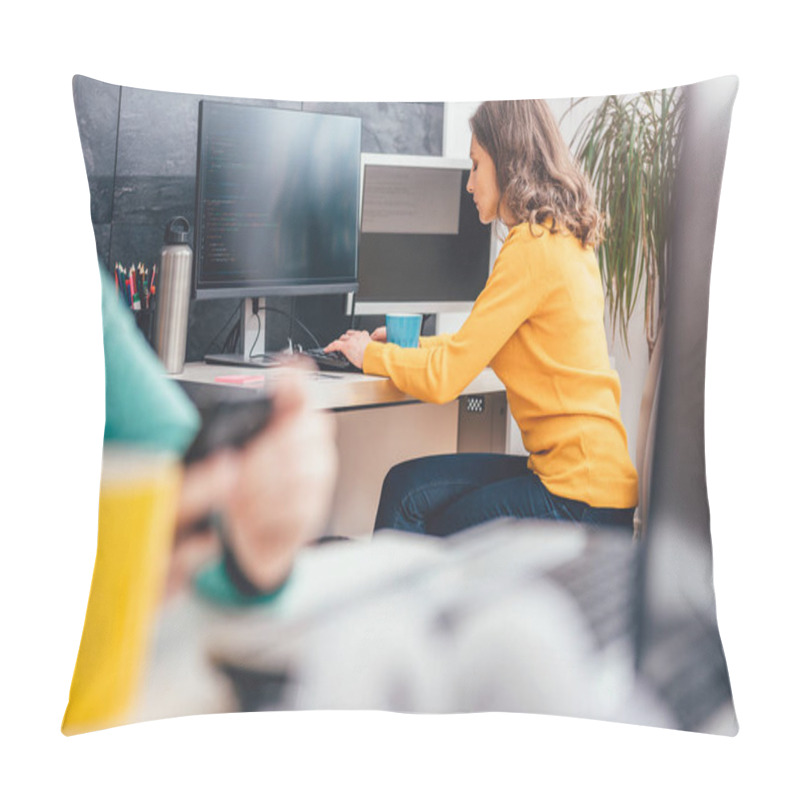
[469,100,603,248]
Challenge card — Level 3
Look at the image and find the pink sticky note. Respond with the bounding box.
[214,374,266,386]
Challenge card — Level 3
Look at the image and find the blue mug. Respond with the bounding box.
[386,313,422,348]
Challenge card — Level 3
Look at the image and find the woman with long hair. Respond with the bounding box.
[325,100,638,536]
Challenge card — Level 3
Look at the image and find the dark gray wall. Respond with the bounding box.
[73,75,444,360]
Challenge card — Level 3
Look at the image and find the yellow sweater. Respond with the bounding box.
[362,222,639,509]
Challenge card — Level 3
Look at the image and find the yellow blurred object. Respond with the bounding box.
[62,446,181,736]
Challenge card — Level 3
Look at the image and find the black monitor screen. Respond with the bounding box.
[194,101,361,299]
[355,159,491,313]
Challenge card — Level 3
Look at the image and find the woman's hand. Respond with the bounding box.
[370,326,387,342]
[324,329,372,370]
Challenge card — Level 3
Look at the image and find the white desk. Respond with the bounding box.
[174,361,503,410]
[172,363,508,538]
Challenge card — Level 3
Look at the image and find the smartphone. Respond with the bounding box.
[183,396,275,466]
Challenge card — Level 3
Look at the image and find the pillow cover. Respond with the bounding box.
[64,75,738,735]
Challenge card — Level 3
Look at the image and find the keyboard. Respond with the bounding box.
[301,348,361,372]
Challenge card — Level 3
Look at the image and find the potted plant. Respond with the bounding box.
[567,88,685,358]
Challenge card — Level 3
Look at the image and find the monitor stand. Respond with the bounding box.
[204,353,281,369]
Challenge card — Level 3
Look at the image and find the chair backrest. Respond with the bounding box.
[644,76,737,570]
[626,78,740,736]
[633,77,738,710]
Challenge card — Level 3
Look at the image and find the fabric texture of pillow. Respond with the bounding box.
[63,75,738,736]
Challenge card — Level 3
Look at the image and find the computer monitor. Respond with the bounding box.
[193,101,361,301]
[353,154,492,316]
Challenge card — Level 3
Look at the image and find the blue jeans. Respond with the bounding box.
[373,453,634,536]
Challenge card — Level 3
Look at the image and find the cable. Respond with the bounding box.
[248,302,263,359]
[290,296,296,350]
[223,320,240,352]
[260,303,323,351]
[203,302,242,355]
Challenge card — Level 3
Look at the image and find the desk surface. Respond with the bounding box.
[174,362,504,411]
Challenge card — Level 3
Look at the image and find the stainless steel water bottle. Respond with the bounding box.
[155,216,193,374]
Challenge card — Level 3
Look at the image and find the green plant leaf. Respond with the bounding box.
[569,88,684,357]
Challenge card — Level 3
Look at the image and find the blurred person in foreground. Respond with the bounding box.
[62,269,337,735]
[98,265,338,598]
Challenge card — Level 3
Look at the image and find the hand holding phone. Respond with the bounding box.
[183,396,275,466]
[180,369,337,601]
[181,396,276,598]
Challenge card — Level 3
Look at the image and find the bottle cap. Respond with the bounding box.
[164,216,191,245]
